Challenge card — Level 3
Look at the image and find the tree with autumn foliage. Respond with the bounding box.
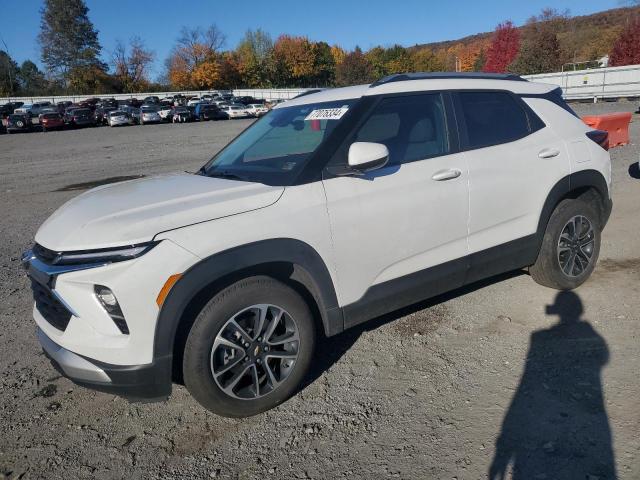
[166,24,225,89]
[235,29,274,88]
[272,35,316,86]
[483,21,520,73]
[335,47,374,86]
[609,17,640,66]
[112,36,154,92]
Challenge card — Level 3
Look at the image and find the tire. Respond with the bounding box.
[530,199,601,290]
[183,276,316,417]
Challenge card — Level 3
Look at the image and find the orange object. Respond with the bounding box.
[156,273,182,307]
[581,112,632,148]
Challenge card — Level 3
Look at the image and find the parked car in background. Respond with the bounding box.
[40,112,65,131]
[0,102,24,118]
[56,101,72,113]
[14,102,53,117]
[187,96,204,107]
[140,105,162,124]
[69,108,95,128]
[94,106,117,125]
[107,110,133,127]
[231,96,258,105]
[122,106,141,124]
[171,106,193,123]
[6,113,32,133]
[194,103,227,121]
[246,104,269,117]
[266,99,287,108]
[143,96,160,104]
[222,104,251,119]
[158,104,173,122]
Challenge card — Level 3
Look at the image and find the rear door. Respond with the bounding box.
[322,93,470,324]
[454,90,569,280]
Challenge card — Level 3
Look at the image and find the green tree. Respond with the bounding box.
[236,29,274,87]
[38,0,106,84]
[473,49,486,71]
[0,50,20,96]
[311,41,335,86]
[365,46,389,78]
[18,60,48,95]
[509,24,561,74]
[383,45,413,74]
[412,48,445,72]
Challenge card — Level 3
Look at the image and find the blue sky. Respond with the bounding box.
[0,0,621,79]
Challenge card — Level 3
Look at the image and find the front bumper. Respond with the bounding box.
[38,327,171,401]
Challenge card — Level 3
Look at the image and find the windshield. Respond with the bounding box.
[201,99,356,185]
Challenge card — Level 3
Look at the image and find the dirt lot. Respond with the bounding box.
[0,103,639,480]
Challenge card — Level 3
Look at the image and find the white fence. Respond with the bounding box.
[524,64,640,101]
[3,64,640,105]
[0,88,309,105]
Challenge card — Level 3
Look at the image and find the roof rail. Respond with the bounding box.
[370,72,527,88]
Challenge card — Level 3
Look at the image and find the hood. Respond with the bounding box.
[36,173,284,251]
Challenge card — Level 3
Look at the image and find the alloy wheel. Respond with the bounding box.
[210,304,300,400]
[557,215,595,277]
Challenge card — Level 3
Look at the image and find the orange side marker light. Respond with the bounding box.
[156,273,182,307]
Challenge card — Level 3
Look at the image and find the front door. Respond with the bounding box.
[321,93,470,326]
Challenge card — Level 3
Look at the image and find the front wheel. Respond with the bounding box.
[183,276,316,417]
[530,199,601,290]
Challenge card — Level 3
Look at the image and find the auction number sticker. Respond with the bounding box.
[304,107,349,121]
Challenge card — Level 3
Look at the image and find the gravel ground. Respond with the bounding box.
[0,103,639,480]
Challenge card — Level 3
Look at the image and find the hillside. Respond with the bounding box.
[412,6,640,70]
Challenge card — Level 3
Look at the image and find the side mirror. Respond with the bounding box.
[348,142,389,172]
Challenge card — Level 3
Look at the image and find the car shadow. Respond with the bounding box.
[301,269,524,390]
[488,291,616,480]
[628,161,640,180]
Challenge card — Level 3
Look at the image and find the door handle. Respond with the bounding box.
[431,169,462,181]
[538,148,560,159]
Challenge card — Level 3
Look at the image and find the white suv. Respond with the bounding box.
[23,73,612,417]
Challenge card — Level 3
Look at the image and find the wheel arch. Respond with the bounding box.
[537,169,611,241]
[153,238,343,384]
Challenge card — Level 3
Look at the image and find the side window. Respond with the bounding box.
[458,91,531,149]
[351,93,449,166]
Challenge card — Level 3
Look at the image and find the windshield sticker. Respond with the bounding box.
[304,107,349,121]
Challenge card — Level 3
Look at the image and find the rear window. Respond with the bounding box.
[74,109,90,115]
[458,91,532,149]
[42,113,60,119]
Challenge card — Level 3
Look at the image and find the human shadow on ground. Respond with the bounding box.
[489,291,616,480]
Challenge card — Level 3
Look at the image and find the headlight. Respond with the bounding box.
[49,241,159,266]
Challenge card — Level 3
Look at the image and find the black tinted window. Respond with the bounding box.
[458,91,531,149]
[353,94,449,165]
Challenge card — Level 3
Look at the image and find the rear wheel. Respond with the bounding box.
[530,199,601,290]
[183,276,316,417]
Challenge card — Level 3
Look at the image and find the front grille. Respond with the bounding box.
[33,243,60,265]
[30,279,72,331]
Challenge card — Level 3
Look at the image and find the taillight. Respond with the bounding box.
[586,130,609,151]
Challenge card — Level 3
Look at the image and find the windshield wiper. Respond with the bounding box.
[206,170,250,182]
